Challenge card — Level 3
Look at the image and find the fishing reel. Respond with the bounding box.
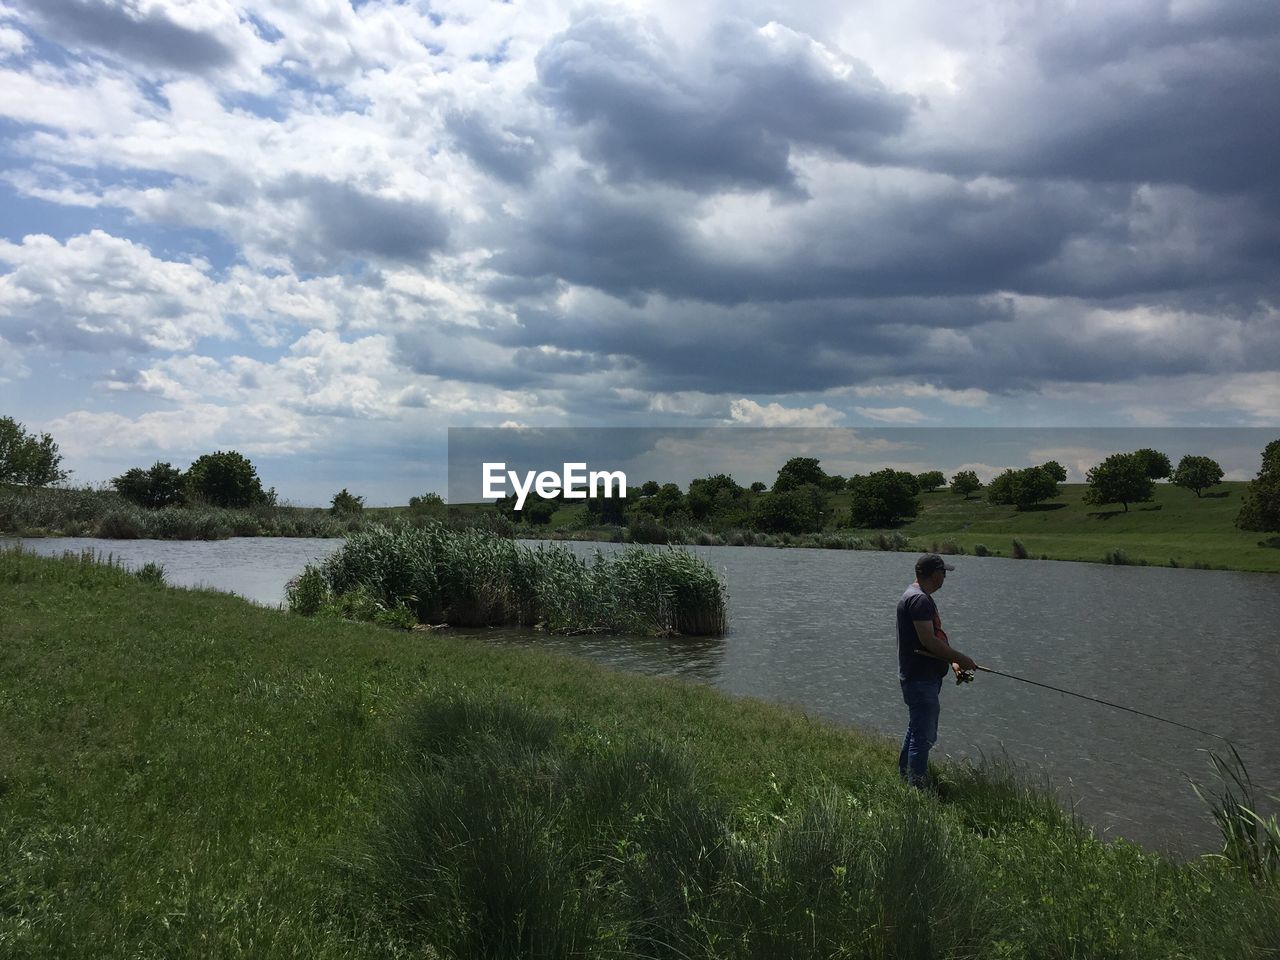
[955,668,976,685]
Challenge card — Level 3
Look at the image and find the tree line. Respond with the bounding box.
[2,414,1277,534]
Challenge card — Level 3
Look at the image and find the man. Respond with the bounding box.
[896,554,978,789]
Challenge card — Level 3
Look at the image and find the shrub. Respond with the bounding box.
[96,510,142,539]
[1104,548,1132,565]
[1011,538,1029,559]
[973,543,990,557]
[185,450,267,508]
[331,488,365,515]
[286,565,331,616]
[133,561,166,586]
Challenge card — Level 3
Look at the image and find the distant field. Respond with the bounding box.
[440,482,1280,574]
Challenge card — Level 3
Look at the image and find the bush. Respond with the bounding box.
[285,565,330,616]
[1104,548,1133,565]
[186,450,267,508]
[133,561,166,586]
[1011,538,1029,559]
[96,510,142,539]
[113,462,185,508]
[331,488,365,515]
[973,543,990,557]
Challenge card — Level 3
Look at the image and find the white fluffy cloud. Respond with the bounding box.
[729,398,845,426]
[0,231,232,351]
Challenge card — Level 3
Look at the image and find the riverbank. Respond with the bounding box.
[518,483,1280,574]
[2,547,1276,958]
[6,481,1278,574]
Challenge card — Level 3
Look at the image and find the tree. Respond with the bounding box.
[916,470,946,491]
[1039,460,1068,483]
[408,491,447,518]
[1083,453,1154,513]
[1133,448,1172,481]
[331,488,365,514]
[1010,467,1059,510]
[585,490,626,525]
[186,450,267,508]
[752,484,824,534]
[1171,455,1224,498]
[950,470,981,498]
[773,457,827,493]
[113,461,185,508]
[687,474,742,520]
[522,498,557,526]
[849,469,919,527]
[749,481,767,493]
[986,467,1057,510]
[986,470,1014,505]
[639,480,661,497]
[1236,439,1280,532]
[0,416,68,486]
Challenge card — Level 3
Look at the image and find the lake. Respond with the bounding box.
[7,534,1276,857]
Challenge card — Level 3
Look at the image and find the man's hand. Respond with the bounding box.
[951,652,977,672]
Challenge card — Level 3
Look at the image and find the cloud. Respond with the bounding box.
[16,0,247,74]
[0,230,231,352]
[729,398,844,426]
[0,23,29,56]
[535,11,912,193]
[854,405,927,424]
[445,109,547,185]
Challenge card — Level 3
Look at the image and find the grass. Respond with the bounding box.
[1,546,1278,958]
[505,483,1280,574]
[292,523,728,636]
[0,483,361,539]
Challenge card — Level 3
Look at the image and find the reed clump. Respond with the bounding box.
[293,523,727,636]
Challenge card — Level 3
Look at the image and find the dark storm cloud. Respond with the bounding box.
[534,12,913,193]
[271,177,450,268]
[18,0,237,73]
[909,3,1280,197]
[461,282,1280,399]
[445,110,547,185]
[392,321,631,392]
[489,173,1270,307]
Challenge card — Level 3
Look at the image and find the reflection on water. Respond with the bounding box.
[6,534,1277,857]
[476,627,727,685]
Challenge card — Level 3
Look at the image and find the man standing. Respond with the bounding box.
[896,554,977,789]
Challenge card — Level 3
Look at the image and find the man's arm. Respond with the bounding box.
[913,620,977,672]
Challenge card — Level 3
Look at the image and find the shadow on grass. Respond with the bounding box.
[1018,503,1068,512]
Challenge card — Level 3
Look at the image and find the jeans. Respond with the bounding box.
[899,676,943,787]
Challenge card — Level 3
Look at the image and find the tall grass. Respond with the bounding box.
[360,693,1273,960]
[295,524,727,636]
[1193,747,1280,887]
[0,484,362,539]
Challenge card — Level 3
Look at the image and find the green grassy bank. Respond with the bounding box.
[2,547,1277,958]
[517,483,1280,574]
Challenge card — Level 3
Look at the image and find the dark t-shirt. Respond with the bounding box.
[896,583,948,683]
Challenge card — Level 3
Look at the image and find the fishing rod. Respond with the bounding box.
[916,648,1234,744]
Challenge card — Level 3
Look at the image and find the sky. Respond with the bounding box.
[0,0,1277,505]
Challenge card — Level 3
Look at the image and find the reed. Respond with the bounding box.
[298,524,728,636]
[1193,747,1280,887]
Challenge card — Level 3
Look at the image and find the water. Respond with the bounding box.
[7,535,1277,857]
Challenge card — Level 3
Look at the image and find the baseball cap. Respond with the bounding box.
[916,554,956,577]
